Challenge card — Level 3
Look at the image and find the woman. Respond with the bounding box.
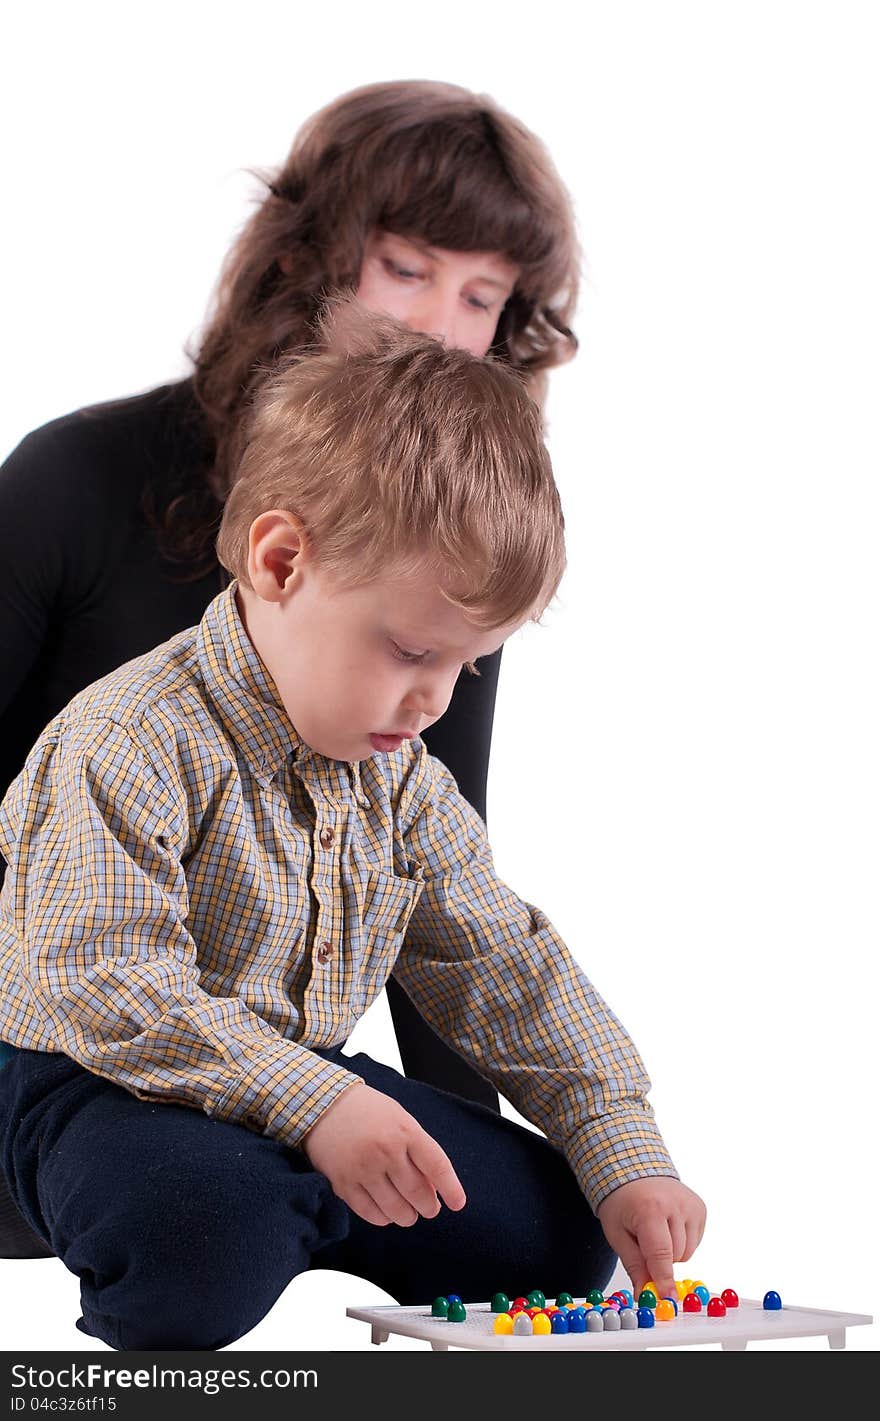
[0,79,581,1257]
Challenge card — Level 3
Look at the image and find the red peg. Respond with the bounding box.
[682,1292,702,1313]
[707,1297,727,1318]
[721,1288,739,1308]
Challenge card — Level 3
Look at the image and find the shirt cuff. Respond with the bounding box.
[209,1038,365,1146]
[565,1106,680,1213]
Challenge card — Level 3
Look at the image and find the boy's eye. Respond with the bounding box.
[391,642,426,664]
[391,643,480,678]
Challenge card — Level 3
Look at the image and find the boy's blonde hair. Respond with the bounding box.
[216,297,566,631]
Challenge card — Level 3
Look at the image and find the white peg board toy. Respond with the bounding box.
[346,1291,872,1352]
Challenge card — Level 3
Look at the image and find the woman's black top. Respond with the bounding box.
[0,378,503,1109]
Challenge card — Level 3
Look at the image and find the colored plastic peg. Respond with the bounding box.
[763,1291,782,1311]
[431,1296,449,1317]
[491,1292,510,1313]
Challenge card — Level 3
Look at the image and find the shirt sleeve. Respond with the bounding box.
[0,717,363,1144]
[393,751,679,1212]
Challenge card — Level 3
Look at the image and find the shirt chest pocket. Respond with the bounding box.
[358,868,423,976]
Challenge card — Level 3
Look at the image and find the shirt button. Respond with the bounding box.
[316,940,333,964]
[319,827,334,849]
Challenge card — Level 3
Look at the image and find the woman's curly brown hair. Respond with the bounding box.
[148,79,582,581]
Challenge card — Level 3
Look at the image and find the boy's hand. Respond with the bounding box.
[596,1177,706,1301]
[300,1082,467,1227]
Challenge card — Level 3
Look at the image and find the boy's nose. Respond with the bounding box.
[403,679,455,727]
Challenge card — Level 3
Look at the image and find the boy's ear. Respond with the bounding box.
[247,510,309,600]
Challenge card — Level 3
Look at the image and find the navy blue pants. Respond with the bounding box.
[0,1043,615,1351]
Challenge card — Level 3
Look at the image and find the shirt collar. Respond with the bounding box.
[195,581,367,802]
[196,580,306,781]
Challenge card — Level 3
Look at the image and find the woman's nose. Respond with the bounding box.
[404,291,459,349]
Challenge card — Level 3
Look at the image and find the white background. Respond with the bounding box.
[2,0,877,1353]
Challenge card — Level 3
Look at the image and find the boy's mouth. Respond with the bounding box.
[369,732,414,752]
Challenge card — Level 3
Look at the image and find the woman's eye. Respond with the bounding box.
[384,259,422,281]
[384,259,491,312]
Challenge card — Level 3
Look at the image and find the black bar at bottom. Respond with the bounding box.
[0,1348,857,1418]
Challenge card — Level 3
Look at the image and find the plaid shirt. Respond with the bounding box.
[0,582,677,1210]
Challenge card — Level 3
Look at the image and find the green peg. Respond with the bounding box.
[587,1288,605,1306]
[638,1289,657,1309]
[447,1300,467,1322]
[491,1292,511,1313]
[526,1289,546,1309]
[431,1296,449,1317]
[556,1292,574,1307]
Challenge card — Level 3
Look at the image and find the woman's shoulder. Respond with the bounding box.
[1,378,204,492]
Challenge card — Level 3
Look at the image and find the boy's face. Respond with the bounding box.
[237,511,527,763]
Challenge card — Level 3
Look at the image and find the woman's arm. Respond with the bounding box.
[419,648,503,823]
[0,383,219,809]
[0,427,70,721]
[387,647,504,1109]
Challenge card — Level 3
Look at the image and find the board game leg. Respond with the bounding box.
[722,1340,748,1350]
[827,1329,846,1349]
[431,1342,450,1351]
[371,1324,390,1345]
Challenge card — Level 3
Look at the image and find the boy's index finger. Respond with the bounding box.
[407,1135,467,1211]
[637,1215,676,1299]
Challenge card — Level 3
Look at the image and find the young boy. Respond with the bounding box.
[0,299,705,1351]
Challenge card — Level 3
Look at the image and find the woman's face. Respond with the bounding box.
[356,228,520,357]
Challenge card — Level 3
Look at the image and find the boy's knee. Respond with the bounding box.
[68,1136,349,1350]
